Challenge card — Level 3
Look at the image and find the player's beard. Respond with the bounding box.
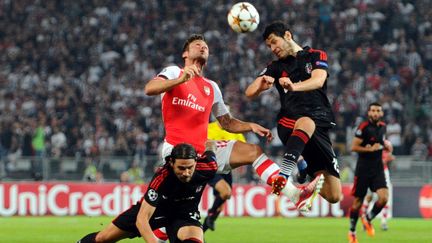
[285,39,297,57]
[179,176,192,183]
[369,116,381,124]
[195,55,207,67]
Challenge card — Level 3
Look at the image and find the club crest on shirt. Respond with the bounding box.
[196,185,203,193]
[305,63,312,74]
[147,189,158,201]
[204,86,210,96]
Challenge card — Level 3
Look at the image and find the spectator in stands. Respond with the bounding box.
[50,126,67,158]
[410,137,428,161]
[125,159,144,184]
[119,171,130,183]
[82,158,97,182]
[386,117,402,155]
[95,171,105,183]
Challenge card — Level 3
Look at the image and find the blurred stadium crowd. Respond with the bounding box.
[0,0,431,178]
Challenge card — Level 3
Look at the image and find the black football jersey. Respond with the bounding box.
[354,120,387,171]
[260,46,335,128]
[143,151,217,216]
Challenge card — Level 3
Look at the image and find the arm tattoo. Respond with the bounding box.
[217,114,233,131]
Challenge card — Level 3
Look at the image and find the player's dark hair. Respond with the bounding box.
[368,102,382,110]
[182,34,206,52]
[263,21,289,40]
[167,143,198,163]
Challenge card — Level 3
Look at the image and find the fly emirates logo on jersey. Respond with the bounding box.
[172,93,205,112]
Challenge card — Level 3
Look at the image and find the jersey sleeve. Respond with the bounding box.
[258,62,279,78]
[310,49,329,71]
[143,167,169,207]
[209,81,229,117]
[196,151,218,179]
[354,122,367,139]
[155,66,181,80]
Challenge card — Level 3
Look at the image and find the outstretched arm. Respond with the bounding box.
[136,200,158,243]
[144,65,201,95]
[216,113,273,141]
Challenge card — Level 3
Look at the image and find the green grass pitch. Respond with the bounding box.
[0,216,431,242]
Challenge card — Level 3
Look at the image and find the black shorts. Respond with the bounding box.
[112,202,202,241]
[278,124,340,178]
[351,170,387,198]
[208,172,233,196]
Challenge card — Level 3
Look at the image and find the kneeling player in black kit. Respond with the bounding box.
[77,143,217,243]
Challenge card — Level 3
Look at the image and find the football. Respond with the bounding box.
[227,2,260,33]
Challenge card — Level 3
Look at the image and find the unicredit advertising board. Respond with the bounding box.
[0,182,430,218]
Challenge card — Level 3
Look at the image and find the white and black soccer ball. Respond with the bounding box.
[227,2,260,33]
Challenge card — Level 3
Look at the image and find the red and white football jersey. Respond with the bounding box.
[155,66,229,153]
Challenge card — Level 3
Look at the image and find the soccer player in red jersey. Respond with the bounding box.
[145,34,322,212]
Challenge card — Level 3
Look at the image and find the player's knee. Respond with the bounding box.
[379,194,389,205]
[324,191,341,204]
[351,198,363,210]
[243,143,263,161]
[175,235,203,243]
[251,143,263,157]
[94,232,108,243]
[220,187,232,200]
[328,194,342,204]
[295,117,316,135]
[180,238,203,243]
[365,194,372,202]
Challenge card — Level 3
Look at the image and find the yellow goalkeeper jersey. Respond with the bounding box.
[207,121,246,142]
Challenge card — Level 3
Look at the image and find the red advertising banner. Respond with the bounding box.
[1,182,429,218]
[0,183,147,216]
[200,184,354,218]
[1,182,353,217]
[419,184,432,218]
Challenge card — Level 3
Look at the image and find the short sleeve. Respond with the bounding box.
[355,125,367,139]
[258,62,278,78]
[143,168,169,206]
[209,81,229,117]
[310,49,329,71]
[156,66,181,80]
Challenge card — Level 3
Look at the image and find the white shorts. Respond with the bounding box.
[161,140,235,174]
